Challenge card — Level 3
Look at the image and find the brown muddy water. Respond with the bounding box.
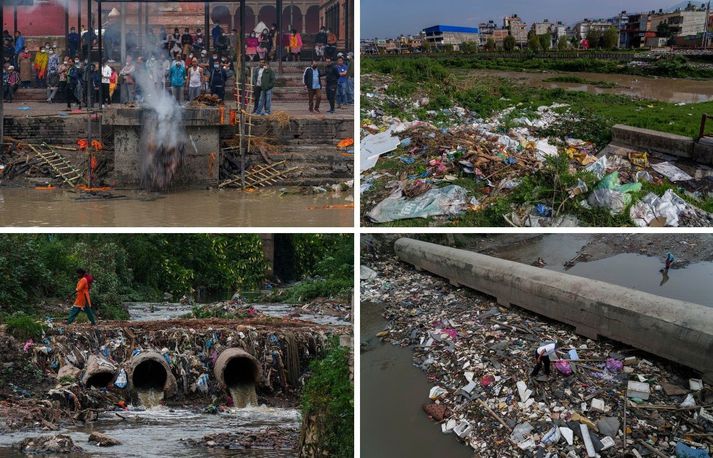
[361,236,713,456]
[361,301,472,458]
[0,188,353,227]
[486,234,713,306]
[471,69,713,103]
[0,406,301,457]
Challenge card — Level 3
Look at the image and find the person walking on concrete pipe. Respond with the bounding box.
[66,268,97,325]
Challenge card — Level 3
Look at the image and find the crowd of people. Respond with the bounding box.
[3,24,352,113]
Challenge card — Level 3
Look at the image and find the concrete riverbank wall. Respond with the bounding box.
[394,238,713,381]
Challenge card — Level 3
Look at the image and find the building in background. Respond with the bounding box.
[503,15,528,46]
[422,25,480,50]
[320,0,353,50]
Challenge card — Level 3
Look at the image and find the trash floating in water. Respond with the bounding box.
[362,249,712,457]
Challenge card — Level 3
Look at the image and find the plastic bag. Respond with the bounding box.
[114,368,128,389]
[555,360,573,376]
[197,373,209,393]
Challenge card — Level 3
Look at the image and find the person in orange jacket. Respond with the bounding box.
[66,268,97,325]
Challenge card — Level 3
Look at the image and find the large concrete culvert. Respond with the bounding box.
[214,348,261,408]
[394,237,713,382]
[81,355,117,388]
[128,351,177,404]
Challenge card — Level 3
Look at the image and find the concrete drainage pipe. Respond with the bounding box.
[128,351,177,403]
[214,348,261,408]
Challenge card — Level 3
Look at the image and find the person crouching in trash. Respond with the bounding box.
[530,341,556,379]
[66,268,97,325]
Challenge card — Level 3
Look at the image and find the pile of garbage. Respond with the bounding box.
[0,321,335,431]
[190,299,263,319]
[361,256,713,457]
[361,77,713,227]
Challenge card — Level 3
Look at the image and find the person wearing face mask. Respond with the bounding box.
[101,59,112,106]
[119,56,136,104]
[254,60,275,115]
[67,58,84,109]
[187,58,203,101]
[246,32,259,62]
[58,57,70,104]
[169,53,187,103]
[46,49,60,102]
[251,59,264,114]
[34,47,49,88]
[209,59,227,102]
[258,29,270,61]
[18,48,32,88]
[303,59,322,113]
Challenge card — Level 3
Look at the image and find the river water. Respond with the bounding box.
[0,406,301,457]
[361,236,712,457]
[361,301,472,458]
[486,234,713,306]
[469,69,713,103]
[0,188,353,227]
[126,302,351,327]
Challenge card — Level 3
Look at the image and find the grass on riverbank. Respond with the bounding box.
[361,57,713,227]
[300,337,353,458]
[365,54,713,79]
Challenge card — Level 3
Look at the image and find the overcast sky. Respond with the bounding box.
[361,0,688,38]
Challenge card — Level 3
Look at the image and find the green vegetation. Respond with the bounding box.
[365,54,713,79]
[362,57,713,227]
[0,234,353,322]
[363,58,712,140]
[542,75,617,88]
[273,234,354,303]
[3,312,45,340]
[301,337,353,458]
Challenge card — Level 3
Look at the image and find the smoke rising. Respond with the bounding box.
[135,65,187,191]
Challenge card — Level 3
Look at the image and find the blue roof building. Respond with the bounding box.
[422,24,481,49]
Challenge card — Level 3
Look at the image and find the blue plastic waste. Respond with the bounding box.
[675,442,710,458]
[535,204,553,217]
[114,368,128,389]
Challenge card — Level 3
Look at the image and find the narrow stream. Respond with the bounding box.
[126,302,351,326]
[0,188,353,227]
[467,69,713,103]
[0,406,301,457]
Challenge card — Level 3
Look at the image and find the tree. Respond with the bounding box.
[460,41,478,54]
[586,29,603,49]
[528,35,541,52]
[538,32,552,51]
[485,38,497,51]
[557,36,569,50]
[657,22,671,38]
[504,35,516,51]
[603,27,619,49]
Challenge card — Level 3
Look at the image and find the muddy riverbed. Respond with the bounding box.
[0,406,301,457]
[467,69,713,103]
[127,301,351,327]
[0,188,353,227]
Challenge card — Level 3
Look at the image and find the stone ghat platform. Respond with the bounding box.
[3,104,353,188]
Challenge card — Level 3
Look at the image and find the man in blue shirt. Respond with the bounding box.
[67,27,80,59]
[303,60,322,113]
[169,54,186,104]
[13,31,25,66]
[335,55,347,109]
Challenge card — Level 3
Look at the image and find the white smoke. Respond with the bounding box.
[135,62,187,191]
